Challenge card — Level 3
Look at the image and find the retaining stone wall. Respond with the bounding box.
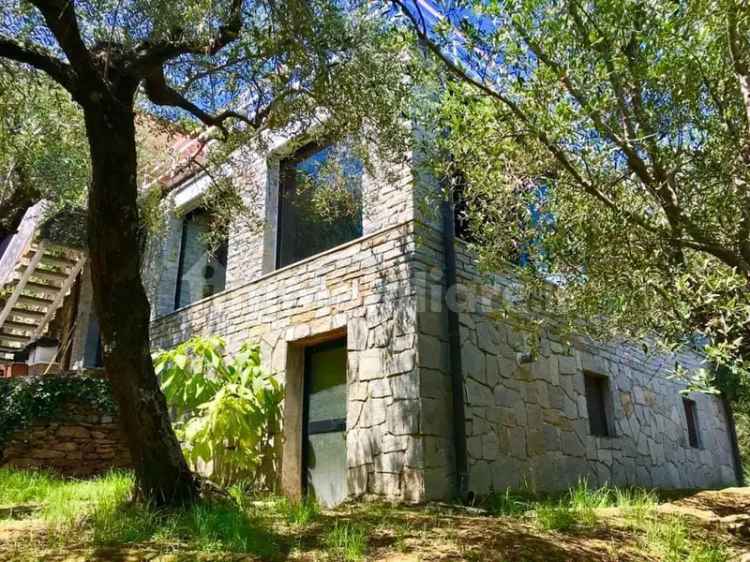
[1,401,131,477]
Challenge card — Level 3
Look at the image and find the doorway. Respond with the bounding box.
[303,338,348,507]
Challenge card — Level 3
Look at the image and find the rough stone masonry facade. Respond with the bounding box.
[414,226,738,495]
[141,133,740,503]
[1,400,131,477]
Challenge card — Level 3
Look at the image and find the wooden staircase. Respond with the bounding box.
[0,240,86,362]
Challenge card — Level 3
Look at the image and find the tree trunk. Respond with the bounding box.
[82,95,197,506]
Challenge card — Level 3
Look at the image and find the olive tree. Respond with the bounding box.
[394,0,750,397]
[0,0,411,505]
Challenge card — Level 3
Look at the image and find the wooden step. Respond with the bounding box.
[0,346,20,356]
[17,265,69,282]
[39,254,78,269]
[10,307,46,320]
[16,295,54,308]
[24,280,62,292]
[3,320,36,332]
[0,332,30,344]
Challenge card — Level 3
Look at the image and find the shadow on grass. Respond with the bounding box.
[79,498,292,561]
[277,503,647,562]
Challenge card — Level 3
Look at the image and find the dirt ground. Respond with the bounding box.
[1,488,750,561]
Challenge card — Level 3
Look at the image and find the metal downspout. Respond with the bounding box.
[441,199,469,500]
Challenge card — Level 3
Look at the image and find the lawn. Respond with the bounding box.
[0,468,747,561]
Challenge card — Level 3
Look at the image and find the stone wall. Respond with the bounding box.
[414,224,739,495]
[1,400,131,477]
[150,221,431,502]
[142,138,416,320]
[142,129,739,502]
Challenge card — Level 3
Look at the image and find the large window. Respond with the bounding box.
[277,142,363,269]
[584,373,612,437]
[175,209,227,310]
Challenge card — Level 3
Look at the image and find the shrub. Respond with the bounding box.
[0,375,115,449]
[154,336,284,488]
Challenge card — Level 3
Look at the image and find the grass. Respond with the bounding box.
[0,468,279,557]
[323,522,367,561]
[0,468,739,562]
[482,479,730,561]
[484,479,657,530]
[278,495,320,526]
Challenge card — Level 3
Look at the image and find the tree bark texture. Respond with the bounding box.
[83,95,197,506]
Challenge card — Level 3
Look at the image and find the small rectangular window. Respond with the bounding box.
[584,373,611,437]
[175,208,228,310]
[683,398,700,448]
[277,142,363,269]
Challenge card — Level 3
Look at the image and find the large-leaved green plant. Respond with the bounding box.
[153,337,284,488]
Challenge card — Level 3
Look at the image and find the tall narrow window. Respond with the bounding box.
[277,142,363,269]
[683,397,701,448]
[175,208,228,310]
[584,373,611,437]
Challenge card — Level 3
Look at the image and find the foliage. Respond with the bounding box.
[279,496,321,526]
[0,65,89,231]
[0,468,736,562]
[480,480,728,559]
[398,0,750,398]
[0,375,115,449]
[323,522,368,561]
[0,468,279,556]
[154,337,284,487]
[0,0,416,504]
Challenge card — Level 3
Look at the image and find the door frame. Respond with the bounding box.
[301,337,348,497]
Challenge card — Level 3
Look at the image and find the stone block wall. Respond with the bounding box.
[141,126,739,503]
[1,401,131,477]
[142,139,415,320]
[150,222,431,502]
[414,223,739,494]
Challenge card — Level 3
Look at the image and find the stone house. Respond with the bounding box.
[0,127,743,506]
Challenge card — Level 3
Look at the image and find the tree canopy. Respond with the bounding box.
[0,0,415,505]
[396,0,750,397]
[0,65,89,239]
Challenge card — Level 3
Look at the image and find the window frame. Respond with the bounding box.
[583,371,615,438]
[683,397,701,449]
[173,207,228,311]
[275,141,363,270]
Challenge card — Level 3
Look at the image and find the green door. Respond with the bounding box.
[304,339,348,507]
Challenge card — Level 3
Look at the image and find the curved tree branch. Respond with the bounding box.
[27,0,96,79]
[143,66,254,135]
[137,0,244,70]
[0,37,75,92]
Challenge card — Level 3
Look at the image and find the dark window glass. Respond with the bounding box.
[584,373,610,437]
[175,209,228,310]
[0,235,10,261]
[683,398,700,448]
[277,143,363,269]
[452,173,475,243]
[83,314,103,368]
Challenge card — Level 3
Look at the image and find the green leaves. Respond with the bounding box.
[153,337,284,487]
[426,0,750,399]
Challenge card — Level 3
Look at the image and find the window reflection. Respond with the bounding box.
[277,142,363,269]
